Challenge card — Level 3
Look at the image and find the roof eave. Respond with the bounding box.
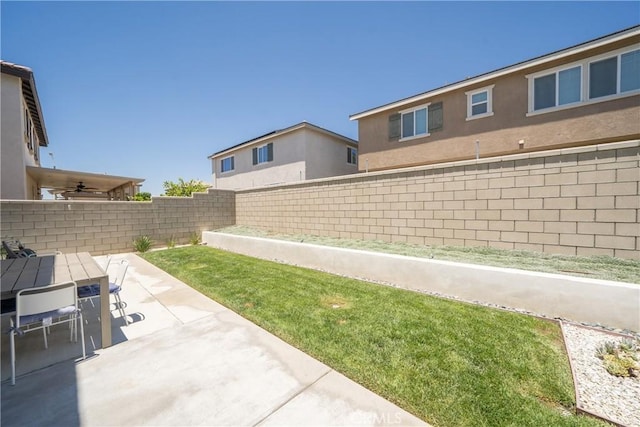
[350,25,640,121]
[208,121,357,159]
[1,62,50,146]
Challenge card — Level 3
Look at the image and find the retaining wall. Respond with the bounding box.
[203,232,640,332]
[0,190,235,255]
[236,140,640,260]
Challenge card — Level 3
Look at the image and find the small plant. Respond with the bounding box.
[133,235,153,253]
[166,235,176,249]
[189,232,201,245]
[596,338,640,378]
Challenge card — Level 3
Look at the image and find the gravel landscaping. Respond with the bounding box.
[562,323,640,427]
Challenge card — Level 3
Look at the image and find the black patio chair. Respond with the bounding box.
[2,239,37,259]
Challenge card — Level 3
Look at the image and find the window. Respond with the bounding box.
[400,104,429,140]
[220,156,234,173]
[621,49,640,92]
[527,47,640,115]
[466,85,494,120]
[252,142,273,165]
[589,57,617,99]
[24,108,34,151]
[590,49,640,99]
[347,147,357,165]
[533,66,581,111]
[388,102,442,141]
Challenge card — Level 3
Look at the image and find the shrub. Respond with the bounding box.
[133,235,153,253]
[166,235,176,249]
[133,192,151,201]
[189,232,201,245]
[596,339,640,377]
[162,178,210,197]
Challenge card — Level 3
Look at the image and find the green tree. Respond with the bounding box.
[132,192,152,201]
[162,178,210,197]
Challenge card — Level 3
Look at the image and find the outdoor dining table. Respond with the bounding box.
[0,252,112,348]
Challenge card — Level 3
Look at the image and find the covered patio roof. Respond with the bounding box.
[26,166,145,200]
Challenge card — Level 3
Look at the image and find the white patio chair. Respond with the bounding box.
[9,281,86,385]
[78,255,112,310]
[77,259,129,326]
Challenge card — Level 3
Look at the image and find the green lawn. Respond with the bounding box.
[141,246,605,427]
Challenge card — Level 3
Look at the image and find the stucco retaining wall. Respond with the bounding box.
[0,190,235,255]
[236,140,640,260]
[203,232,640,332]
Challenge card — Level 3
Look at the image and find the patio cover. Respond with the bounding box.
[26,166,145,200]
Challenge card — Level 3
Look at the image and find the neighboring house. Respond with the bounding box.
[349,26,640,172]
[1,61,144,200]
[209,121,358,190]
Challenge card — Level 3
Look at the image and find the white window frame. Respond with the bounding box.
[347,147,357,165]
[399,103,430,142]
[220,156,234,174]
[531,65,582,112]
[465,85,494,120]
[526,45,640,116]
[588,48,640,100]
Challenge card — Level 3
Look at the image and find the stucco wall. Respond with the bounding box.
[213,130,307,190]
[1,73,27,200]
[356,38,640,172]
[0,189,235,255]
[305,131,358,179]
[236,140,640,260]
[212,126,358,190]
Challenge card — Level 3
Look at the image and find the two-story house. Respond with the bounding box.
[209,121,358,190]
[349,25,640,172]
[1,61,49,200]
[1,61,144,200]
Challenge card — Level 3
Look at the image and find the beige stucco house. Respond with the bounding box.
[350,25,640,172]
[209,121,358,190]
[1,61,144,200]
[1,61,49,200]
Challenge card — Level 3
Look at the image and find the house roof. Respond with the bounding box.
[350,25,640,121]
[1,61,49,147]
[209,121,358,159]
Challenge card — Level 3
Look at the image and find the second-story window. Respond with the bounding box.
[590,49,640,99]
[527,47,640,115]
[347,147,357,165]
[534,65,581,111]
[24,107,34,152]
[220,156,234,173]
[400,104,429,140]
[252,142,273,165]
[466,85,494,120]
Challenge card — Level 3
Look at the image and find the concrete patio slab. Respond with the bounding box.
[1,253,428,426]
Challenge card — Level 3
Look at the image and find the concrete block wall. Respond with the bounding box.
[0,190,235,255]
[236,140,640,260]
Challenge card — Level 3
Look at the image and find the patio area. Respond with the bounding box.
[0,253,426,426]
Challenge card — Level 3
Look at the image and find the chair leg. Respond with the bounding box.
[10,320,16,386]
[43,327,48,349]
[79,312,86,360]
[70,314,77,342]
[114,293,128,326]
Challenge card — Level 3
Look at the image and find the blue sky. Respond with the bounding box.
[2,1,639,196]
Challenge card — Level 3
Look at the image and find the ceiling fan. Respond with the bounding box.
[72,181,98,192]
